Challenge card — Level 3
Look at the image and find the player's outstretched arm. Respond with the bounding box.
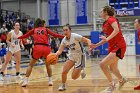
[47,28,64,38]
[18,29,34,39]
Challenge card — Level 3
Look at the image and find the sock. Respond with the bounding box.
[16,72,20,76]
[48,77,52,81]
[0,72,4,76]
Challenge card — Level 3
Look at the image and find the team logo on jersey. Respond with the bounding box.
[66,43,76,50]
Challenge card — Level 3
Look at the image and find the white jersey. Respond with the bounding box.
[61,33,84,54]
[61,33,86,68]
[8,30,23,54]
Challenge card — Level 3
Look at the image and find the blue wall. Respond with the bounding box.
[135,30,140,55]
[91,31,108,55]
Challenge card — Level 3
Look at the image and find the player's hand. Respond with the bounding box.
[99,35,108,42]
[54,53,59,57]
[90,43,97,49]
[138,42,140,44]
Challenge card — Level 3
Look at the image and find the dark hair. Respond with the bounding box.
[137,19,140,24]
[103,6,115,16]
[42,20,46,24]
[63,24,71,30]
[34,18,43,28]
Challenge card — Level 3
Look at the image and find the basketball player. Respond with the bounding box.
[0,22,24,82]
[134,19,140,90]
[55,24,91,91]
[90,6,127,92]
[18,18,64,87]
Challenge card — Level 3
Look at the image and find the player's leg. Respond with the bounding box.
[14,50,23,83]
[71,54,86,80]
[58,60,74,91]
[14,51,21,76]
[0,51,12,80]
[99,52,117,92]
[20,58,37,87]
[44,46,53,86]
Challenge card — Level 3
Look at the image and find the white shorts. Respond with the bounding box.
[68,53,86,69]
[8,46,21,54]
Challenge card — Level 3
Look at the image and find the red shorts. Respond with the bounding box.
[109,46,126,59]
[32,45,51,60]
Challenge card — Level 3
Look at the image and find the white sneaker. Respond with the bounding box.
[39,59,44,64]
[103,82,116,93]
[81,70,86,79]
[118,77,127,90]
[58,84,66,91]
[0,74,4,81]
[48,80,53,86]
[16,74,23,83]
[20,78,28,87]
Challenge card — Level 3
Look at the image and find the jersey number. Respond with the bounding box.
[14,40,18,45]
[37,30,44,35]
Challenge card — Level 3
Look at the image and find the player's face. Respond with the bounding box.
[134,19,140,29]
[14,23,20,30]
[63,27,71,37]
[100,9,106,19]
[44,23,46,27]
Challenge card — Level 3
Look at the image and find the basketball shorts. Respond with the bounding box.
[68,53,86,69]
[109,46,126,59]
[32,45,51,60]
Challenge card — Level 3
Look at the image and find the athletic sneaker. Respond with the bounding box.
[81,70,86,79]
[134,84,140,90]
[20,78,28,87]
[118,77,127,89]
[16,74,23,83]
[0,74,4,81]
[48,80,53,86]
[103,82,116,93]
[39,59,44,64]
[58,84,66,91]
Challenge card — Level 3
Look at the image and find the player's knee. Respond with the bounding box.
[99,62,105,68]
[62,71,68,75]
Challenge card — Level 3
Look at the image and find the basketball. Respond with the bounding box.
[46,53,58,65]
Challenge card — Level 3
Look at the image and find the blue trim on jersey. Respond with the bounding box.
[79,42,84,53]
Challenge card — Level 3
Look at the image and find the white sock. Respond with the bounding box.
[48,77,52,81]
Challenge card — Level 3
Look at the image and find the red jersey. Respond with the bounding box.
[137,28,140,42]
[18,27,64,45]
[1,34,7,41]
[102,16,126,49]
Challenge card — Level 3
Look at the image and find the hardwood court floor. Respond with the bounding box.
[0,55,140,93]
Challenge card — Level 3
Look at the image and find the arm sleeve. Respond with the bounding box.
[47,28,64,38]
[18,30,34,39]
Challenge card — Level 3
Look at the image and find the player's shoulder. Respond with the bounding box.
[108,16,116,21]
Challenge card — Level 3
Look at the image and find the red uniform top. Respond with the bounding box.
[1,34,7,41]
[137,28,140,42]
[102,16,126,50]
[18,27,64,45]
